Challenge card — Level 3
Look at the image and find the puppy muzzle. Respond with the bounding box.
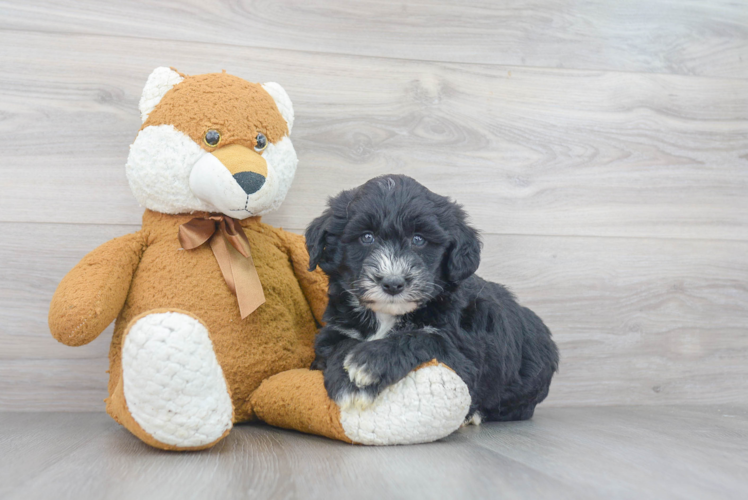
[355,247,428,315]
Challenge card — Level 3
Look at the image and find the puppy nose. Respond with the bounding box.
[233,171,266,195]
[381,276,406,296]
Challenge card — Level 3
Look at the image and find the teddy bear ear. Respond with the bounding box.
[261,82,295,134]
[138,67,184,123]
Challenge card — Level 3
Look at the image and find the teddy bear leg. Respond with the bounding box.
[106,309,234,451]
[251,360,471,445]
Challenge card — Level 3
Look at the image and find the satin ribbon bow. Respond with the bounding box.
[178,215,265,319]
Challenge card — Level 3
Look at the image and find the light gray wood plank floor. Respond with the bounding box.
[2,406,747,500]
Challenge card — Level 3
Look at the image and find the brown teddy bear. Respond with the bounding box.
[48,68,471,450]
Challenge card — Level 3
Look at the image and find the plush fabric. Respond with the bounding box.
[48,67,470,450]
[139,67,184,123]
[103,210,325,422]
[252,360,471,446]
[119,309,234,448]
[142,71,288,149]
[49,232,146,347]
[251,368,352,443]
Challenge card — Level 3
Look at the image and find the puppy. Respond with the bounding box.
[306,175,559,422]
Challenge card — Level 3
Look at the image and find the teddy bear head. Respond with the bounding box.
[126,67,297,219]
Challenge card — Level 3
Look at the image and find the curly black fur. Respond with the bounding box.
[306,175,559,422]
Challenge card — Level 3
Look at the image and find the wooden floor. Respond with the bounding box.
[1,406,747,500]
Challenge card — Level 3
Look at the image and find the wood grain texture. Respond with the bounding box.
[2,407,747,500]
[1,0,747,78]
[2,222,746,410]
[459,405,748,500]
[0,412,111,496]
[484,234,748,408]
[1,30,747,240]
[0,223,136,361]
[1,3,747,414]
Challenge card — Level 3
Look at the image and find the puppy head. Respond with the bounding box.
[306,175,482,315]
[126,67,297,218]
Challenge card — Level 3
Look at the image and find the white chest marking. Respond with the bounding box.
[369,312,398,341]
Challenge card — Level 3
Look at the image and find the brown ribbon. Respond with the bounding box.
[178,215,265,319]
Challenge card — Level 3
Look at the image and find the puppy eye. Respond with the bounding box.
[360,233,375,245]
[254,132,268,152]
[412,234,426,247]
[204,129,221,147]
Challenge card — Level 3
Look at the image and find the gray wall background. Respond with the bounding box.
[1,0,746,411]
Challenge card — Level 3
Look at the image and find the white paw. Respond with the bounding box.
[336,390,376,411]
[339,363,471,445]
[122,312,233,448]
[344,353,379,388]
[463,411,483,427]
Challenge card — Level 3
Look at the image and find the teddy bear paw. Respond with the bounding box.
[121,311,234,448]
[338,362,471,445]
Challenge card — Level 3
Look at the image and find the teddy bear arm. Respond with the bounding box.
[49,231,147,346]
[279,230,329,325]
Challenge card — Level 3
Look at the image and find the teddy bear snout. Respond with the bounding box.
[189,142,273,217]
[211,143,269,195]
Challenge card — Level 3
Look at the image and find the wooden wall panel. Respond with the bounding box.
[2,0,747,78]
[2,222,746,410]
[1,2,746,411]
[1,31,747,241]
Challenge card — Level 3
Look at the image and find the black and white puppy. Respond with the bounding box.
[306,175,559,422]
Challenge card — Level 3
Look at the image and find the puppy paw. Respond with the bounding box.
[343,341,416,392]
[344,353,379,388]
[324,361,377,410]
[462,411,483,427]
[335,389,376,411]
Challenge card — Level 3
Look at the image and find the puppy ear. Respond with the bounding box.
[305,209,332,271]
[305,188,357,272]
[444,214,482,283]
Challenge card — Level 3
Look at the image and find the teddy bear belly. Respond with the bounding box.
[109,239,318,422]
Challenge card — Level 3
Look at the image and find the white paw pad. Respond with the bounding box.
[122,312,233,448]
[339,363,471,445]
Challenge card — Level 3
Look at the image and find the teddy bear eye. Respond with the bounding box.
[204,129,221,147]
[254,132,268,152]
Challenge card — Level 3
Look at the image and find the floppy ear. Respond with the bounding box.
[261,82,294,133]
[139,67,184,123]
[305,209,333,271]
[444,216,482,283]
[305,188,357,272]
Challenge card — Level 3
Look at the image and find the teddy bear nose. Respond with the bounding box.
[233,171,266,195]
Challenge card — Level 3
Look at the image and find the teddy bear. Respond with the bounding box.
[48,67,471,450]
